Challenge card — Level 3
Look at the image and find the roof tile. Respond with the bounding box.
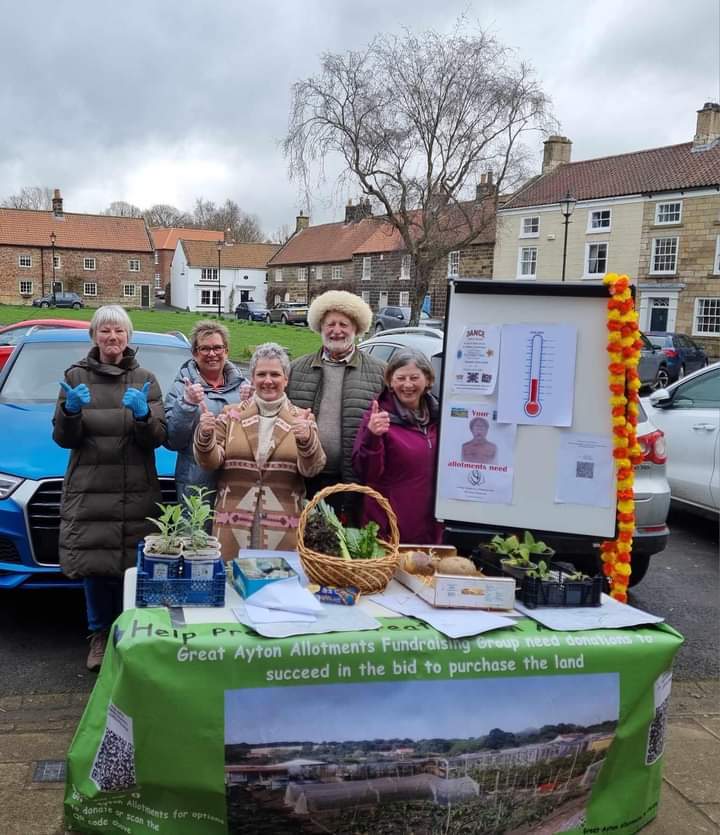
[182,239,279,269]
[151,226,224,250]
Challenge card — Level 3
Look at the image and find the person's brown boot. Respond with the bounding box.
[86,630,108,672]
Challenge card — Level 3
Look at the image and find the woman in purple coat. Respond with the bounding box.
[352,349,443,544]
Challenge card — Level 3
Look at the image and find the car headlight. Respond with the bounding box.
[0,473,24,499]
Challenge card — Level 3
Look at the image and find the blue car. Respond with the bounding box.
[0,328,191,590]
[235,301,269,322]
[646,332,709,382]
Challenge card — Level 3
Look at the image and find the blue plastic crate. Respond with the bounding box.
[135,545,226,608]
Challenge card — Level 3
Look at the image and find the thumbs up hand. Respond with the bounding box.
[183,377,205,406]
[290,407,314,443]
[197,400,217,440]
[59,381,91,414]
[122,381,151,419]
[367,400,390,436]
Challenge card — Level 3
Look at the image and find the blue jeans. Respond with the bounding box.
[83,576,123,634]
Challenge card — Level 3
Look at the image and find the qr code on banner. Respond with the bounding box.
[90,703,136,792]
[576,460,595,479]
[645,696,669,765]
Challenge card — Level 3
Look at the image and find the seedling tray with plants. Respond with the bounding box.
[135,544,226,608]
[517,562,604,609]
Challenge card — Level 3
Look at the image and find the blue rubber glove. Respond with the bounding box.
[59,381,91,414]
[122,381,151,419]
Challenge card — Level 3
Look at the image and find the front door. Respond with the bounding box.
[240,289,250,302]
[378,291,389,309]
[141,285,150,308]
[649,297,669,331]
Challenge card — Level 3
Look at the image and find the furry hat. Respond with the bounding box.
[307,290,373,335]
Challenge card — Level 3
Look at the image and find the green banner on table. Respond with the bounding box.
[65,609,682,835]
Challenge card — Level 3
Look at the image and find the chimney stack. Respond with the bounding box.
[475,171,496,201]
[693,102,720,148]
[52,189,63,218]
[295,211,309,234]
[542,136,572,174]
[345,198,372,223]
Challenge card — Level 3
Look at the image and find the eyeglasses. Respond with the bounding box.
[196,345,226,355]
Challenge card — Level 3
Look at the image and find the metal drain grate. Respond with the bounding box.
[32,759,66,783]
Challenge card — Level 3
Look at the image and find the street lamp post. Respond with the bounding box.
[216,241,223,318]
[50,231,57,305]
[559,191,576,282]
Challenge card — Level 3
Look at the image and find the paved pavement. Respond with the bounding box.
[0,679,717,835]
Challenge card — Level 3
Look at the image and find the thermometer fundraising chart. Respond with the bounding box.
[496,324,578,427]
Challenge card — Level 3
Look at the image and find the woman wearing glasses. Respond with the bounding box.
[165,320,251,504]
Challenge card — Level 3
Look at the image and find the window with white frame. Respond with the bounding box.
[399,291,410,306]
[154,273,161,288]
[400,254,411,279]
[517,246,538,279]
[361,291,370,304]
[154,252,159,265]
[18,254,32,268]
[587,209,611,232]
[273,268,282,282]
[362,257,371,280]
[316,265,323,282]
[200,289,221,306]
[520,216,539,237]
[585,242,608,277]
[650,237,678,274]
[284,291,290,301]
[714,236,720,275]
[83,282,98,296]
[123,284,136,297]
[332,265,343,280]
[655,201,682,225]
[84,257,96,271]
[128,259,140,272]
[297,266,308,282]
[448,251,460,276]
[53,255,61,269]
[201,267,218,281]
[19,280,32,295]
[274,294,281,305]
[694,297,720,335]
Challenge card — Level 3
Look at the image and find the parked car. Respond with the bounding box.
[0,328,191,590]
[646,332,709,382]
[32,291,84,309]
[643,362,720,518]
[360,326,670,585]
[372,306,444,333]
[266,301,308,325]
[235,301,269,322]
[0,318,89,372]
[638,332,670,390]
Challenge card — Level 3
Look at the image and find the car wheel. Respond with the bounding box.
[40,301,50,308]
[281,315,289,325]
[265,314,272,324]
[628,552,650,587]
[72,302,81,309]
[653,366,670,389]
[375,323,383,333]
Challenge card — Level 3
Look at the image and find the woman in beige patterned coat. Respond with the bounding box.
[193,343,326,558]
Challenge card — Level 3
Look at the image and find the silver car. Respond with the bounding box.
[638,332,671,389]
[360,327,671,585]
[372,306,444,333]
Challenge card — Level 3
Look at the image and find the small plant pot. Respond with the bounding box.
[142,552,184,580]
[500,559,538,581]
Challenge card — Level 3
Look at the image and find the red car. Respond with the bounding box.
[0,318,89,371]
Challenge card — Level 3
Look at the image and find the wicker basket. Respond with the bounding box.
[297,483,400,593]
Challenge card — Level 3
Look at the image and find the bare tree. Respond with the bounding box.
[191,197,264,242]
[103,200,143,218]
[284,23,554,322]
[144,204,191,227]
[1,186,54,210]
[271,224,293,245]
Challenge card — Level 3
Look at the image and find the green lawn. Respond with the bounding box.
[0,305,321,362]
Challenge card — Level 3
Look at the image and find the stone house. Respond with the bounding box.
[170,239,279,314]
[493,102,720,354]
[150,226,224,299]
[0,190,156,308]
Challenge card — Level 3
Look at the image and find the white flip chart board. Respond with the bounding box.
[435,280,617,539]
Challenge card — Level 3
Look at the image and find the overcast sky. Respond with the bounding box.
[2,0,717,238]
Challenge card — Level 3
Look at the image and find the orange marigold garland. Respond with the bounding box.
[601,273,643,602]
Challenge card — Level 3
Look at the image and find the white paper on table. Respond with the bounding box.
[246,576,322,615]
[451,324,501,395]
[555,432,614,507]
[514,594,664,631]
[497,324,577,426]
[232,600,380,638]
[368,580,515,638]
[244,603,314,624]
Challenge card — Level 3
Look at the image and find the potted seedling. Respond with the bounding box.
[485,531,555,581]
[520,560,603,609]
[143,502,185,579]
[180,487,222,578]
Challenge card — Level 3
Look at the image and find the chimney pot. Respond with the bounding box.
[52,189,64,218]
[295,211,310,233]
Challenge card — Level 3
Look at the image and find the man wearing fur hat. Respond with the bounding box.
[287,290,385,511]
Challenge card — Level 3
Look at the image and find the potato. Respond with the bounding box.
[404,551,435,576]
[437,556,477,576]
